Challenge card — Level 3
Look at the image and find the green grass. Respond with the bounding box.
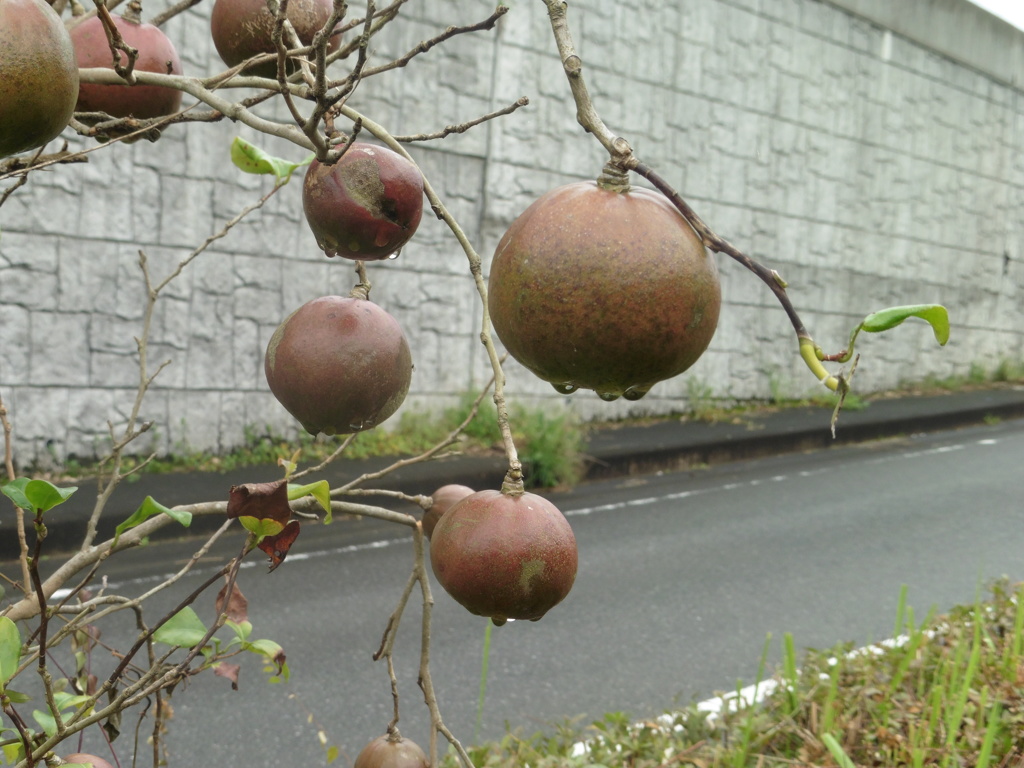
[445,579,1024,767]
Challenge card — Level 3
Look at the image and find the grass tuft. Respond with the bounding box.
[446,579,1024,767]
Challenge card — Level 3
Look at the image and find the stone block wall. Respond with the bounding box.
[0,0,1021,465]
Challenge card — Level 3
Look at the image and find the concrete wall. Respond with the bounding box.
[1,0,1022,466]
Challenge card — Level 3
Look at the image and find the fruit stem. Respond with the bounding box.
[350,263,371,300]
[596,162,630,193]
[500,472,525,498]
[123,0,142,24]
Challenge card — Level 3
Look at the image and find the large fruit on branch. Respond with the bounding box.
[70,12,183,119]
[488,174,721,402]
[353,734,429,768]
[264,295,413,436]
[0,0,79,158]
[210,0,340,77]
[429,487,577,626]
[303,142,425,261]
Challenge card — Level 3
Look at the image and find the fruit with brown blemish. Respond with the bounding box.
[302,142,424,261]
[488,172,721,402]
[264,295,413,436]
[429,486,577,626]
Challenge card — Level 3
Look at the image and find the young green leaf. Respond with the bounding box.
[31,710,57,738]
[113,496,192,546]
[25,479,77,512]
[238,515,285,539]
[0,617,22,688]
[153,607,209,648]
[0,478,31,511]
[230,137,312,182]
[1,478,76,514]
[859,304,950,345]
[287,480,332,523]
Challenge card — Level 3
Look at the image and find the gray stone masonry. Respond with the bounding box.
[0,0,1022,466]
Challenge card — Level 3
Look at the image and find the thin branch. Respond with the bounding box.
[335,105,523,483]
[342,4,509,82]
[0,394,31,596]
[395,97,529,142]
[336,368,499,493]
[147,0,203,27]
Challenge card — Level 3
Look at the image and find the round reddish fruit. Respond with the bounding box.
[265,295,413,436]
[211,0,340,77]
[70,13,183,119]
[63,755,116,768]
[488,179,721,402]
[303,143,424,261]
[430,488,577,625]
[0,0,79,158]
[353,734,429,768]
[422,484,474,540]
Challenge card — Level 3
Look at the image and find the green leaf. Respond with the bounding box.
[153,607,209,648]
[238,516,285,539]
[31,710,56,738]
[114,496,192,546]
[0,617,22,688]
[287,480,332,524]
[859,304,950,345]
[1,478,76,514]
[3,741,25,765]
[230,137,311,182]
[226,619,253,642]
[25,479,76,512]
[0,478,31,511]
[4,689,30,703]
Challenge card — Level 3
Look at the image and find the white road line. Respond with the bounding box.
[68,435,1003,595]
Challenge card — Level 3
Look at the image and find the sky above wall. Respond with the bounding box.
[967,0,1024,30]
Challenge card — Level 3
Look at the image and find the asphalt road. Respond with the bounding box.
[14,418,1024,765]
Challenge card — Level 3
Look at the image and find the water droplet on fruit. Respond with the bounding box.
[552,382,577,395]
[387,252,399,260]
[491,616,507,627]
[623,386,650,401]
[323,246,338,258]
[597,391,621,402]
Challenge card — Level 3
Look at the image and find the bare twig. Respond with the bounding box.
[396,97,530,142]
[0,394,31,595]
[334,105,523,483]
[147,0,203,27]
[342,4,509,82]
[337,368,499,493]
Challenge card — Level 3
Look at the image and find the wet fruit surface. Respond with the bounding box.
[264,296,413,436]
[70,14,183,119]
[488,181,721,400]
[0,0,79,158]
[210,0,339,77]
[303,143,424,260]
[429,489,577,625]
